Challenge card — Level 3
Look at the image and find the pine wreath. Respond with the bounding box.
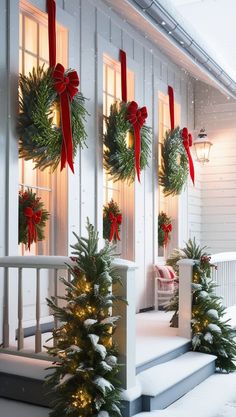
[18,65,88,171]
[19,188,49,250]
[103,199,122,243]
[159,127,189,196]
[104,101,152,183]
[158,211,172,247]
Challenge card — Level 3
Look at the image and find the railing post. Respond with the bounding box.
[112,259,137,390]
[177,259,194,340]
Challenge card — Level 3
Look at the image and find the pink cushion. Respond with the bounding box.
[155,265,176,280]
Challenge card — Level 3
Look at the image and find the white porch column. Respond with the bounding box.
[112,259,137,390]
[177,259,194,340]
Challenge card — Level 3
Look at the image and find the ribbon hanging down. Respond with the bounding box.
[127,101,148,183]
[120,49,127,103]
[168,85,175,131]
[24,207,42,250]
[182,127,195,185]
[47,0,56,68]
[53,63,80,173]
[109,212,122,242]
[161,223,172,247]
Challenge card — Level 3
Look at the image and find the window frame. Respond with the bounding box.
[96,35,142,260]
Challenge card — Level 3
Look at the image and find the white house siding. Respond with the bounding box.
[195,81,236,254]
[0,0,195,323]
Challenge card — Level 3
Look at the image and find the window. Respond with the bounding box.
[103,54,135,260]
[19,2,68,256]
[158,92,180,257]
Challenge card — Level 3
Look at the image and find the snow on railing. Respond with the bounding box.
[0,256,136,390]
[178,253,236,339]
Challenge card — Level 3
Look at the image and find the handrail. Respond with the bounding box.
[0,256,72,269]
[210,252,236,263]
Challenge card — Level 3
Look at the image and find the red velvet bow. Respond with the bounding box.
[126,101,148,183]
[182,127,195,185]
[109,212,122,242]
[161,223,172,247]
[53,63,79,173]
[24,207,42,250]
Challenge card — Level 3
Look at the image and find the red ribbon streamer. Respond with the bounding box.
[182,127,195,185]
[109,213,122,242]
[47,0,56,68]
[168,85,175,130]
[127,101,148,183]
[161,223,172,247]
[120,49,127,103]
[24,207,42,250]
[53,63,79,173]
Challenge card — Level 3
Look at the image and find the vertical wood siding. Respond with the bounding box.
[2,0,194,312]
[195,82,236,253]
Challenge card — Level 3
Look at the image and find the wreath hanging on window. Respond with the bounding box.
[103,199,122,243]
[103,101,152,184]
[19,189,49,251]
[159,127,189,196]
[18,65,88,172]
[158,211,172,247]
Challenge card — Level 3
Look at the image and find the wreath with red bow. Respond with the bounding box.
[103,199,122,243]
[158,212,172,247]
[19,189,49,250]
[104,101,151,183]
[18,65,88,172]
[159,127,189,196]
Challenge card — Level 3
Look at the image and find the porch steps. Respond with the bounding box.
[122,352,216,417]
[136,339,191,374]
[0,353,53,407]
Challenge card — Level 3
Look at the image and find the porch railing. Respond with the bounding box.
[178,252,236,339]
[0,255,136,390]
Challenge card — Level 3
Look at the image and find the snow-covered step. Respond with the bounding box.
[0,398,50,417]
[122,352,216,417]
[132,369,236,417]
[0,353,53,407]
[136,339,190,374]
[139,352,216,412]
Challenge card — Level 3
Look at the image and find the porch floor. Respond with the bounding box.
[19,310,188,364]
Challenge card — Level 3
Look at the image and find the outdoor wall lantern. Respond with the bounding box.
[194,128,212,164]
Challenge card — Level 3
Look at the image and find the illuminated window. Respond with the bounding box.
[158,92,180,257]
[19,2,68,255]
[103,54,135,260]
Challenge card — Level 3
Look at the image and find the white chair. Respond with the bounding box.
[154,265,178,310]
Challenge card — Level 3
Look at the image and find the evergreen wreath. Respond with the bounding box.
[104,101,152,183]
[18,66,88,171]
[46,220,124,417]
[159,127,189,196]
[103,199,122,243]
[158,211,172,247]
[19,188,49,250]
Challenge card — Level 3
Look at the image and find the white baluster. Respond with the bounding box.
[17,268,24,350]
[3,267,9,348]
[35,268,42,353]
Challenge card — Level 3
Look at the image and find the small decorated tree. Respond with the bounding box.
[166,239,236,372]
[192,258,236,372]
[46,221,123,417]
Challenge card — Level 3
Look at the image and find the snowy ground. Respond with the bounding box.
[0,399,49,417]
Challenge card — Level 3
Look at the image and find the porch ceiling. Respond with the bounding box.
[104,0,236,99]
